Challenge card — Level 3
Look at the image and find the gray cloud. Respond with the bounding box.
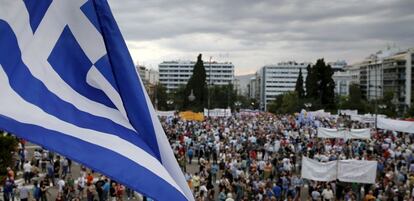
[108,0,414,75]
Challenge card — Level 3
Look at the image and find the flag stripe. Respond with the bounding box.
[0,5,134,131]
[93,0,162,160]
[48,25,116,109]
[86,65,128,118]
[0,66,185,198]
[0,117,187,201]
[0,0,194,200]
[0,22,157,158]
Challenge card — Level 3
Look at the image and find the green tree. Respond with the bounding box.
[378,90,397,117]
[268,92,301,114]
[171,85,186,111]
[184,54,207,111]
[209,83,237,109]
[305,64,318,98]
[321,62,336,108]
[295,68,305,98]
[0,133,17,182]
[281,92,300,114]
[405,106,414,118]
[268,94,284,114]
[155,84,168,110]
[338,83,371,113]
[305,59,335,109]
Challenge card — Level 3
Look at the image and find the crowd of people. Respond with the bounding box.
[163,112,414,201]
[1,143,147,201]
[2,111,414,201]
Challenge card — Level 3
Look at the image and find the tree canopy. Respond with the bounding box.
[295,68,305,98]
[184,54,207,111]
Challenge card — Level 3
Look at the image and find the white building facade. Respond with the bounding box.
[332,70,358,96]
[135,65,159,85]
[158,61,234,92]
[257,61,310,111]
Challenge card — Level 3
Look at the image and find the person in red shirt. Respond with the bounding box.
[86,172,94,186]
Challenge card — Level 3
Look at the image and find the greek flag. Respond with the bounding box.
[0,0,193,200]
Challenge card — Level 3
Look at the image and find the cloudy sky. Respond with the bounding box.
[108,0,414,75]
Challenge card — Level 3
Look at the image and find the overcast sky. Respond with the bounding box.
[108,0,414,75]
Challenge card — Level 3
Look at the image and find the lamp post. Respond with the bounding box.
[167,100,174,110]
[234,101,242,112]
[304,103,312,110]
[207,56,212,117]
[188,89,196,102]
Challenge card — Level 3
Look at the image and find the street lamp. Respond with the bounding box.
[304,103,312,110]
[234,101,242,112]
[167,100,174,110]
[188,89,196,102]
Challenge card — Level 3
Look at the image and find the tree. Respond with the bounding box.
[268,94,284,114]
[281,92,300,114]
[154,84,168,110]
[305,64,318,98]
[184,54,207,111]
[209,83,237,109]
[305,59,335,109]
[295,68,305,98]
[320,61,336,108]
[268,92,301,114]
[378,90,397,117]
[171,85,186,111]
[0,133,17,183]
[338,83,371,113]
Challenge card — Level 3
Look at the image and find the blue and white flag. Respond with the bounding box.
[0,1,193,200]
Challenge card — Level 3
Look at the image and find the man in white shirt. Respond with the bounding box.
[57,178,65,193]
[23,161,32,184]
[19,185,30,201]
[321,186,334,201]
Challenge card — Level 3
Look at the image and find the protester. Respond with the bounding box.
[3,110,414,200]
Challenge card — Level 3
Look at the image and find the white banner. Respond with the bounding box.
[156,110,176,117]
[301,157,337,182]
[301,157,377,184]
[377,117,414,133]
[317,127,343,138]
[204,108,231,117]
[338,160,377,184]
[338,109,358,116]
[317,128,370,140]
[309,109,331,118]
[347,129,371,139]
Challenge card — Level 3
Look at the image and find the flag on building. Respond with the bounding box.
[0,0,193,200]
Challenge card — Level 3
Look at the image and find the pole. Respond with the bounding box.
[374,65,378,130]
[208,56,212,117]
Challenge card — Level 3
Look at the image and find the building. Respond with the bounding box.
[233,78,241,95]
[247,76,258,100]
[328,60,347,72]
[135,65,159,103]
[235,74,255,96]
[136,65,159,85]
[332,70,358,96]
[348,47,414,112]
[158,61,234,92]
[256,61,310,111]
[136,65,147,82]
